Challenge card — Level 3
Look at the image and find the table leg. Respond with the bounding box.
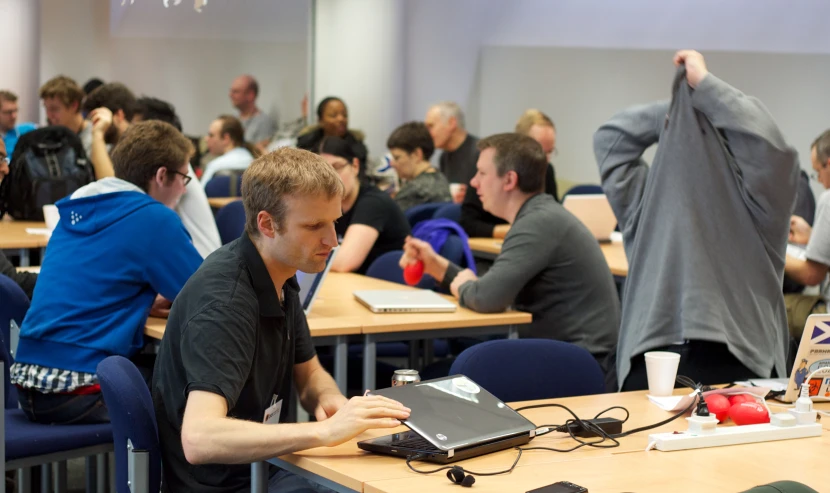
[508,325,519,339]
[362,334,376,392]
[334,336,347,394]
[19,249,29,267]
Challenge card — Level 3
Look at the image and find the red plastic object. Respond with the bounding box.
[704,394,731,423]
[403,260,424,286]
[729,402,770,426]
[727,394,755,407]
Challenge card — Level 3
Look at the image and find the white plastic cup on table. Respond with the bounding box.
[449,183,466,204]
[644,351,681,396]
[42,204,60,232]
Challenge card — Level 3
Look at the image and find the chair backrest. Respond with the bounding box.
[449,339,605,402]
[405,202,450,228]
[215,200,246,245]
[0,274,29,408]
[97,356,161,493]
[204,174,243,198]
[562,184,603,200]
[365,250,436,290]
[432,203,461,223]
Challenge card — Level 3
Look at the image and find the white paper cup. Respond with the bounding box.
[449,183,466,203]
[43,204,60,232]
[644,351,681,397]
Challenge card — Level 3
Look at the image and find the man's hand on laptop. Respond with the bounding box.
[400,236,450,283]
[322,395,411,447]
[314,391,349,422]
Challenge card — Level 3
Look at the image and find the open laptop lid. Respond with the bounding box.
[295,246,339,315]
[562,194,617,241]
[354,289,456,313]
[370,375,536,452]
[781,314,830,402]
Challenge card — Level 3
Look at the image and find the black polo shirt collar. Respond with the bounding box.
[238,232,300,318]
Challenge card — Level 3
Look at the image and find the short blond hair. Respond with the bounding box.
[242,147,344,236]
[39,76,84,110]
[515,109,555,135]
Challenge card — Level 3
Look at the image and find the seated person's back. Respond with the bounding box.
[386,121,452,211]
[318,136,410,274]
[10,121,203,425]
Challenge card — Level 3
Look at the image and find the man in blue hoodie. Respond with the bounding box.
[10,120,203,425]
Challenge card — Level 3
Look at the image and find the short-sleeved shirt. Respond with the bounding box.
[2,122,37,156]
[241,111,276,145]
[806,190,830,270]
[152,232,316,493]
[439,134,479,185]
[336,185,410,274]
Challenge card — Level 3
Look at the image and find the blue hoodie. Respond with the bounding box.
[15,178,203,374]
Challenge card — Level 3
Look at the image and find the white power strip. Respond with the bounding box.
[648,422,822,452]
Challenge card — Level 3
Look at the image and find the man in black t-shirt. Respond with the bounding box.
[425,102,479,203]
[152,148,410,493]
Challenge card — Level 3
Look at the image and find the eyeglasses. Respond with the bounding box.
[1,156,8,164]
[170,169,192,186]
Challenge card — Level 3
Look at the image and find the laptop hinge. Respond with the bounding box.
[530,429,536,438]
[447,449,454,459]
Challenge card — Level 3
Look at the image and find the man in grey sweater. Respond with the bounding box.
[401,133,620,364]
[594,51,798,390]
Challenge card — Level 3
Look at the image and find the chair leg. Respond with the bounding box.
[39,465,50,493]
[53,462,67,493]
[250,462,267,493]
[84,457,95,493]
[17,468,31,493]
[107,453,115,493]
[95,455,105,493]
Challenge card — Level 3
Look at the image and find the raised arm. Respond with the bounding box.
[593,100,668,233]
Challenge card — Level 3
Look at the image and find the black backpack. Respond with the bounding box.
[0,126,94,221]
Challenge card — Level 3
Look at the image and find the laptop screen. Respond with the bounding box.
[372,375,535,451]
[295,246,338,314]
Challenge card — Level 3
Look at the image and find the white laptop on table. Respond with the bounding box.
[354,289,457,313]
[562,194,617,242]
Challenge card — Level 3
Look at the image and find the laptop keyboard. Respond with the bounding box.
[389,435,440,452]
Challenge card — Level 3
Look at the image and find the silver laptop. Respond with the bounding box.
[563,194,617,242]
[353,289,457,313]
[358,375,536,463]
[295,246,338,315]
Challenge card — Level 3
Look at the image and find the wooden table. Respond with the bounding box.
[271,389,828,492]
[144,273,530,393]
[0,220,49,266]
[208,197,241,209]
[468,237,629,277]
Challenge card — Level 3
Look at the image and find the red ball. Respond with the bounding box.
[704,394,731,423]
[403,260,425,286]
[727,394,755,407]
[729,402,770,426]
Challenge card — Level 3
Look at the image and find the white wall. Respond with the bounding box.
[0,0,41,122]
[38,0,309,136]
[476,47,830,188]
[402,0,830,189]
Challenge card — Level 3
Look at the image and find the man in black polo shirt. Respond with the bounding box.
[152,148,410,493]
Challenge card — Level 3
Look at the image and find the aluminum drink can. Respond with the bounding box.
[392,369,421,386]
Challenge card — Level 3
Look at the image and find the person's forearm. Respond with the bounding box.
[784,255,828,287]
[90,131,114,178]
[182,416,325,465]
[298,365,342,413]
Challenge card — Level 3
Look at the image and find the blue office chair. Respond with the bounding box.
[0,299,113,490]
[0,274,27,409]
[97,356,161,493]
[215,200,246,244]
[204,174,243,198]
[562,184,603,200]
[432,203,461,223]
[404,202,451,228]
[449,339,605,402]
[440,234,467,270]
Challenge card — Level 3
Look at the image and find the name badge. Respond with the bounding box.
[263,394,282,424]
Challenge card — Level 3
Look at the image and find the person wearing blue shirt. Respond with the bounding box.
[0,90,36,155]
[9,120,203,425]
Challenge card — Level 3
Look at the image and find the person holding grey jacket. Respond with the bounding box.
[594,51,799,391]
